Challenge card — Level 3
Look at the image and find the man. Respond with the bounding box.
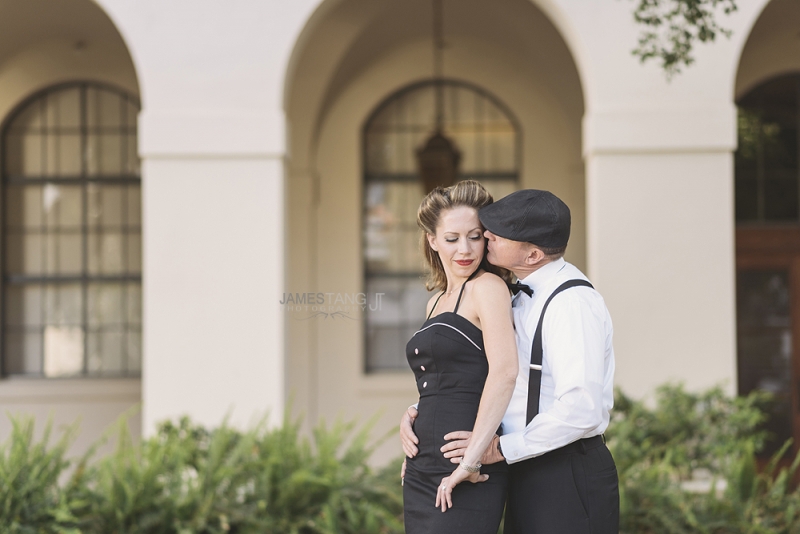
[400,189,619,533]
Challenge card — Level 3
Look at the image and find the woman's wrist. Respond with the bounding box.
[459,459,481,473]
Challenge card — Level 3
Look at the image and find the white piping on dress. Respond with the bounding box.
[413,323,482,351]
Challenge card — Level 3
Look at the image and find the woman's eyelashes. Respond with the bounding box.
[444,234,482,243]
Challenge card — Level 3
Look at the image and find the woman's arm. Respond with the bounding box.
[436,273,517,511]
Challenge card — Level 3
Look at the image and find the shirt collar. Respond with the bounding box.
[519,257,567,295]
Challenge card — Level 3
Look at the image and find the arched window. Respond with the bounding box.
[1,83,141,377]
[735,73,800,455]
[736,74,800,223]
[363,80,521,372]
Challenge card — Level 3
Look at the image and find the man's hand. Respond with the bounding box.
[400,406,419,457]
[441,432,505,465]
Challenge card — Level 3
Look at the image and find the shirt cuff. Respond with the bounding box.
[408,403,419,411]
[498,432,529,464]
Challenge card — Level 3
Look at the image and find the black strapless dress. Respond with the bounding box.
[403,273,508,534]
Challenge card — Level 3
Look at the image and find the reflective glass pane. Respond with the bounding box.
[126,329,142,373]
[6,233,44,275]
[483,180,518,202]
[43,325,83,377]
[486,131,516,172]
[43,184,82,229]
[735,74,800,223]
[45,284,82,326]
[125,133,140,174]
[126,284,142,324]
[88,284,124,326]
[88,184,124,228]
[5,185,42,230]
[88,232,124,274]
[87,87,122,128]
[365,276,430,372]
[364,181,426,273]
[5,285,43,327]
[127,232,142,273]
[9,101,43,132]
[45,233,82,275]
[87,330,123,374]
[86,133,123,176]
[52,134,82,176]
[4,330,43,374]
[11,134,43,176]
[127,184,141,226]
[737,270,793,455]
[48,88,81,129]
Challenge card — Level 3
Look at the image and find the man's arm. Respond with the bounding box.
[499,291,611,463]
[442,290,613,464]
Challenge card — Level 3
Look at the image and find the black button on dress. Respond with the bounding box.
[403,271,508,533]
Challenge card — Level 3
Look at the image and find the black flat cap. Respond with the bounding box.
[479,189,570,248]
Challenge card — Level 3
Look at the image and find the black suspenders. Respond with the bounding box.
[526,279,595,425]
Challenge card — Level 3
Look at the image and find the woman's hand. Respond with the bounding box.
[434,465,489,512]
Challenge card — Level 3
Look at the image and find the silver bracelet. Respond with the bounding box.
[460,460,481,473]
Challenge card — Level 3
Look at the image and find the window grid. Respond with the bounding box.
[363,80,521,372]
[735,73,800,224]
[1,82,141,378]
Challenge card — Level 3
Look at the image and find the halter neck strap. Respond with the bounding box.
[453,268,480,314]
[426,291,446,321]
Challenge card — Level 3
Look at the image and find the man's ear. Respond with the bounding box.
[427,233,439,251]
[524,246,545,267]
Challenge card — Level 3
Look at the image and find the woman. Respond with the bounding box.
[402,180,518,534]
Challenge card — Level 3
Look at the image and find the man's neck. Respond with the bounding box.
[512,258,552,281]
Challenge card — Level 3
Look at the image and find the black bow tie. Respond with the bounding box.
[507,281,533,297]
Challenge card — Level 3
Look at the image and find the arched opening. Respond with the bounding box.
[734,0,800,457]
[0,0,142,452]
[284,0,584,462]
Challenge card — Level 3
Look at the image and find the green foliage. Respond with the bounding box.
[0,413,403,534]
[5,384,800,533]
[609,384,800,533]
[631,0,738,77]
[0,416,93,534]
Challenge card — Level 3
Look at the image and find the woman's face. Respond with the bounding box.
[427,206,485,280]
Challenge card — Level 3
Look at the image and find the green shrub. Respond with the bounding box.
[0,413,403,534]
[608,384,800,534]
[4,385,800,533]
[0,416,87,534]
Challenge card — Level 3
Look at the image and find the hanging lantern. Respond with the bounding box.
[415,0,460,194]
[417,130,461,194]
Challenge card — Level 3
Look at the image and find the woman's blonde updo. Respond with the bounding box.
[417,180,511,292]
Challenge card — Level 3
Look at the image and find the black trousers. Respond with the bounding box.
[504,436,619,534]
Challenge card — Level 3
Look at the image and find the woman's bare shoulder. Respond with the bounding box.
[472,271,511,298]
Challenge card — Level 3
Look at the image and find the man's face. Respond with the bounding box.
[483,229,529,271]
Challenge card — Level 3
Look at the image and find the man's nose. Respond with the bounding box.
[484,230,494,239]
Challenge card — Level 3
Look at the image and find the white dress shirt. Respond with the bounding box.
[498,258,615,464]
